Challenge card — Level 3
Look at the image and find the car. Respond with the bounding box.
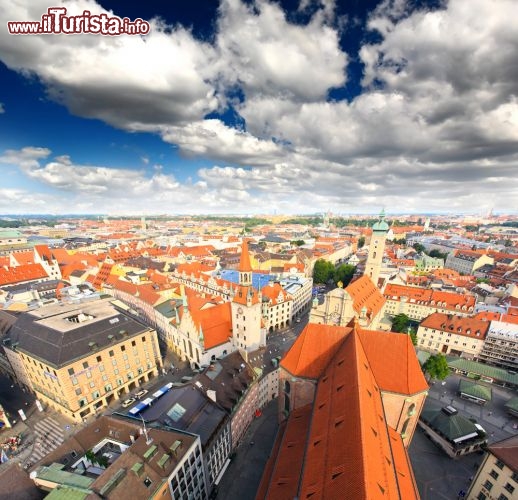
[121,398,136,408]
[135,389,148,399]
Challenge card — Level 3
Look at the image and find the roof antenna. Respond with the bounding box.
[140,414,153,445]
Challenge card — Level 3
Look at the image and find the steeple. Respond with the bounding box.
[239,239,252,287]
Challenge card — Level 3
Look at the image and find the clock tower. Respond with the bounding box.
[231,239,266,352]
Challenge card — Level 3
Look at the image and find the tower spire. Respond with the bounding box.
[239,238,252,287]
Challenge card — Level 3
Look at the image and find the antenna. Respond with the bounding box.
[140,414,153,445]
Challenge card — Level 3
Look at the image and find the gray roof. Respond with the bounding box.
[5,298,151,367]
[138,384,228,447]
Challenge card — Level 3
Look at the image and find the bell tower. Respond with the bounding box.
[364,209,389,287]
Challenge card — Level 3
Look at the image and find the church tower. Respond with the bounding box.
[231,239,265,352]
[364,209,389,286]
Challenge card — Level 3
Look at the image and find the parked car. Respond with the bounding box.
[135,389,149,399]
[121,398,136,408]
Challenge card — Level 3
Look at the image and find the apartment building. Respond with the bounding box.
[445,250,494,275]
[417,313,489,358]
[478,320,518,371]
[3,297,162,422]
[467,434,518,500]
[29,415,207,499]
[384,283,476,321]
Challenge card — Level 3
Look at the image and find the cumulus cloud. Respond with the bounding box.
[0,0,517,213]
[215,0,346,101]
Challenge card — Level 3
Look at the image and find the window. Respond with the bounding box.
[498,494,509,500]
[504,483,515,494]
[96,356,102,363]
[83,361,89,369]
[131,340,136,347]
[75,388,82,395]
[490,470,499,480]
[121,345,126,352]
[495,459,504,470]
[512,472,518,482]
[68,367,75,375]
[109,350,114,357]
[476,493,486,500]
[483,480,493,491]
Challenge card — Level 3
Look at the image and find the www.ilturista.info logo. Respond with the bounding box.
[7,7,150,35]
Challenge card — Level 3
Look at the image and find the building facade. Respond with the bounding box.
[3,297,162,422]
[416,313,489,358]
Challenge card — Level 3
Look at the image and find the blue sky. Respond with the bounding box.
[0,0,517,215]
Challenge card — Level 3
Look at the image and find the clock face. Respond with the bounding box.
[237,307,243,314]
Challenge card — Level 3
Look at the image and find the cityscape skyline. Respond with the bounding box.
[0,0,517,215]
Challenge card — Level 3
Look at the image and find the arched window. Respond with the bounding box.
[407,403,416,416]
[284,394,290,413]
[284,380,291,394]
[401,418,411,437]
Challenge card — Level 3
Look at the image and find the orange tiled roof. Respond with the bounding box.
[10,250,34,266]
[384,284,476,311]
[263,328,419,500]
[420,313,490,340]
[357,329,429,395]
[261,282,291,305]
[191,301,232,349]
[346,275,386,318]
[0,263,48,285]
[260,405,312,499]
[34,244,54,262]
[298,332,405,499]
[281,323,350,379]
[239,239,252,272]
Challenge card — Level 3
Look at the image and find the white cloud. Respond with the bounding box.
[215,0,346,101]
[0,0,517,213]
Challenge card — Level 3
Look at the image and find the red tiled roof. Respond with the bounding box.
[260,406,312,499]
[357,329,429,395]
[10,250,34,266]
[384,283,476,311]
[0,263,48,285]
[421,313,490,340]
[263,328,419,500]
[190,301,232,349]
[280,323,350,379]
[261,282,291,305]
[346,275,386,318]
[239,239,252,272]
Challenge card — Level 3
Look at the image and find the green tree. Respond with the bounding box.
[358,236,365,249]
[290,240,305,247]
[313,259,335,284]
[413,243,426,254]
[391,313,411,333]
[423,354,450,381]
[428,249,448,260]
[333,264,356,287]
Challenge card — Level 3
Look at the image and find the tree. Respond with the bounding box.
[423,354,450,381]
[391,313,411,333]
[290,240,305,247]
[313,259,335,284]
[428,249,448,260]
[358,236,365,249]
[413,243,426,254]
[333,264,356,287]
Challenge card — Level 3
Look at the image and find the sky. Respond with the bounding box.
[0,0,517,216]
